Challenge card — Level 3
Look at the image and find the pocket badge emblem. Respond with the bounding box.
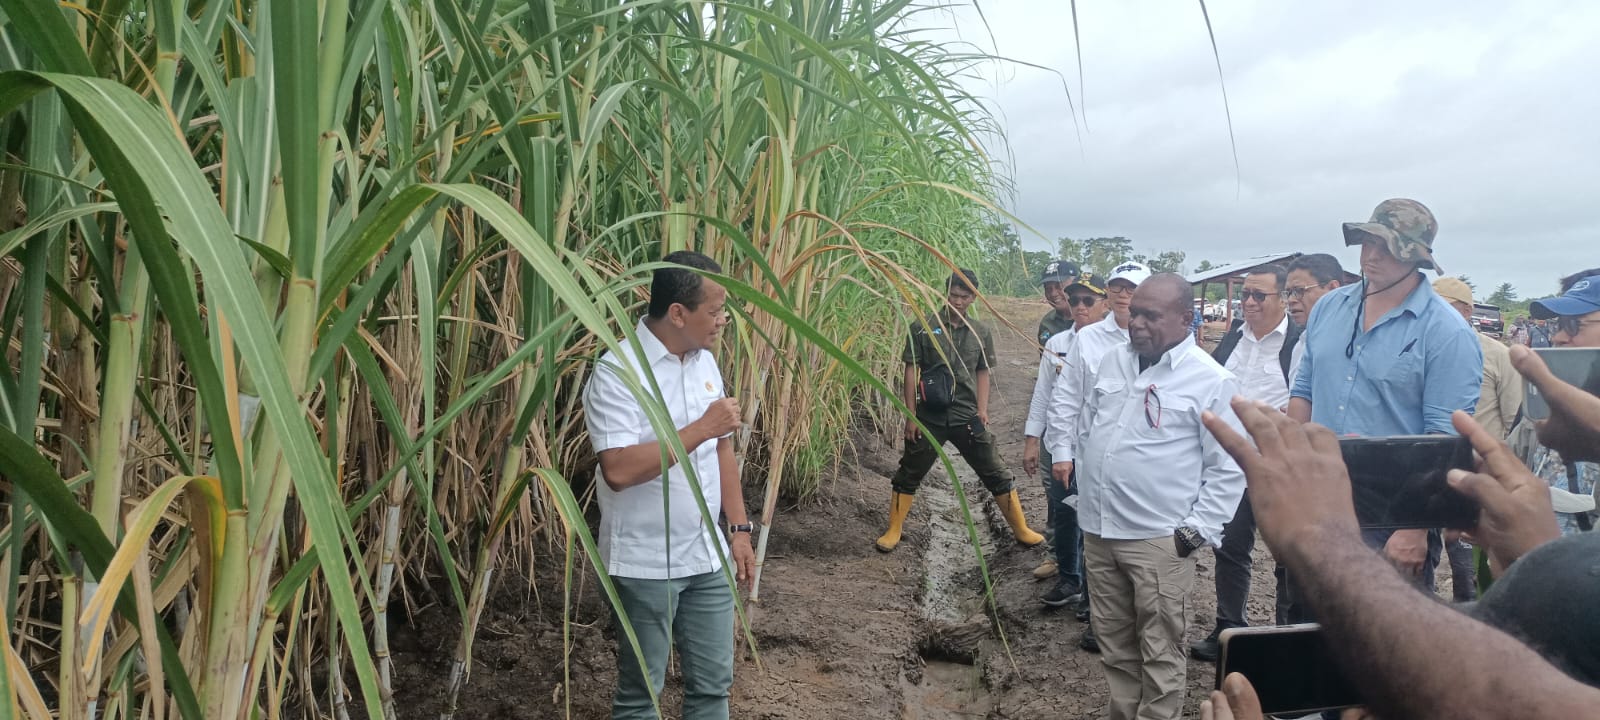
[705,381,715,392]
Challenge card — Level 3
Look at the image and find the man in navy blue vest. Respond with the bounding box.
[1190,264,1302,661]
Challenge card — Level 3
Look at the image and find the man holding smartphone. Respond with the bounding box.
[874,270,1044,553]
[1288,199,1481,593]
[1191,264,1301,662]
[1069,273,1246,720]
[1518,270,1600,534]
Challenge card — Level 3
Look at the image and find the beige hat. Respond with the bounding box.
[1432,276,1473,306]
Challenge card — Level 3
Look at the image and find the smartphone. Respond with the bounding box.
[1217,624,1362,715]
[1524,347,1600,421]
[1339,435,1476,530]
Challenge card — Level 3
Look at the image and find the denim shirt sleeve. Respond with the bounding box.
[1420,316,1484,435]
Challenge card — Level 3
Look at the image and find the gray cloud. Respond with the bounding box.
[924,0,1600,299]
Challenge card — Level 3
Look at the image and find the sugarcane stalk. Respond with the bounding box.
[441,374,535,720]
[748,359,795,603]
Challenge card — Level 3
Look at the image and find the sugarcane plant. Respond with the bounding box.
[0,0,1013,717]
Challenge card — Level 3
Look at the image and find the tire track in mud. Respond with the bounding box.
[900,458,1002,718]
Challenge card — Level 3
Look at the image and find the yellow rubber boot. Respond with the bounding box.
[996,491,1045,547]
[874,492,915,553]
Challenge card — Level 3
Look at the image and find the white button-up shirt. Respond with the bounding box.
[1046,315,1130,462]
[1025,327,1078,442]
[1224,315,1291,410]
[1077,335,1247,546]
[582,319,729,579]
[1288,338,1307,391]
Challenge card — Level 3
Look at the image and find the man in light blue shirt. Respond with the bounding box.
[1288,198,1481,604]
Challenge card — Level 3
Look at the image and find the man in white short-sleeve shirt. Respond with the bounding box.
[582,250,754,720]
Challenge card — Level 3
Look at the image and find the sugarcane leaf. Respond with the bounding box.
[9,70,384,719]
[80,474,208,674]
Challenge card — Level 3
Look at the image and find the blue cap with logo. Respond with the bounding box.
[1530,274,1600,320]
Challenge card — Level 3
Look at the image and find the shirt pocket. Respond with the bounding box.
[1377,349,1423,393]
[1128,383,1201,440]
[1083,377,1126,429]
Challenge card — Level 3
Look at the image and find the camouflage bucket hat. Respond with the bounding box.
[1342,198,1442,274]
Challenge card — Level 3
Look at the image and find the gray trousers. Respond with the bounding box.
[611,571,735,720]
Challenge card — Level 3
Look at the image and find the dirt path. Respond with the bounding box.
[390,296,1284,719]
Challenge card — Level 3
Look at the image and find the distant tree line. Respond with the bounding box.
[974,223,1188,297]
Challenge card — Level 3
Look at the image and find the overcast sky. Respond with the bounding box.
[919,0,1600,300]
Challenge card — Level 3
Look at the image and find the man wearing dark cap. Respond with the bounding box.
[1516,270,1600,536]
[1288,199,1481,597]
[875,270,1045,553]
[1037,259,1082,349]
[1023,262,1108,597]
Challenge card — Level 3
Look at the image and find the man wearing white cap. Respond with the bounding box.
[1046,260,1151,653]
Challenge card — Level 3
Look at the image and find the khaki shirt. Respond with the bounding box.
[903,310,994,425]
[1474,332,1522,441]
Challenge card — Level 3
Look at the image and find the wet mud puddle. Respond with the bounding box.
[901,460,998,718]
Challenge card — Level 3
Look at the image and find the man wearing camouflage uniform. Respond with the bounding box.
[875,269,1045,553]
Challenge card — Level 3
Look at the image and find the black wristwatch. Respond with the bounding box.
[728,523,754,535]
[1174,526,1205,558]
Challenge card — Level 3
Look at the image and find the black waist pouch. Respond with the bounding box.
[918,366,954,412]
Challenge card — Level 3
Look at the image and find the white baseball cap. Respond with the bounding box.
[1108,261,1152,287]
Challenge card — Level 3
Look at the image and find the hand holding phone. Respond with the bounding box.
[1218,624,1362,715]
[1515,346,1600,464]
[1339,435,1476,530]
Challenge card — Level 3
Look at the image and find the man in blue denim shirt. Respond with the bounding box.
[1288,199,1482,604]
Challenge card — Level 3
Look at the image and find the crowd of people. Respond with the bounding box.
[574,196,1600,719]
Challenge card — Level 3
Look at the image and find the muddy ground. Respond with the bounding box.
[389,296,1449,719]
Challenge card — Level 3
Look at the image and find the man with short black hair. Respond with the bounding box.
[1074,273,1246,720]
[1283,253,1345,389]
[1190,264,1301,661]
[584,250,754,720]
[875,270,1044,553]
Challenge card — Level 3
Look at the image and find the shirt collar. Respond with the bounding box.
[1141,334,1198,371]
[1244,314,1289,342]
[1360,273,1435,319]
[635,317,695,365]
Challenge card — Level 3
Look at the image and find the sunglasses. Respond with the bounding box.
[1283,283,1328,300]
[1555,316,1600,336]
[1237,289,1277,303]
[1066,295,1101,308]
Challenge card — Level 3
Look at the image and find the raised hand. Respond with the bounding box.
[1512,345,1600,463]
[1448,409,1561,575]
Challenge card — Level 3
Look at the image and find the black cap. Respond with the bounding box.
[1464,531,1600,687]
[1041,259,1082,285]
[1069,272,1107,296]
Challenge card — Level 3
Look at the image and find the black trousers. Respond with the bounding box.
[1213,492,1256,629]
[891,419,1013,496]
